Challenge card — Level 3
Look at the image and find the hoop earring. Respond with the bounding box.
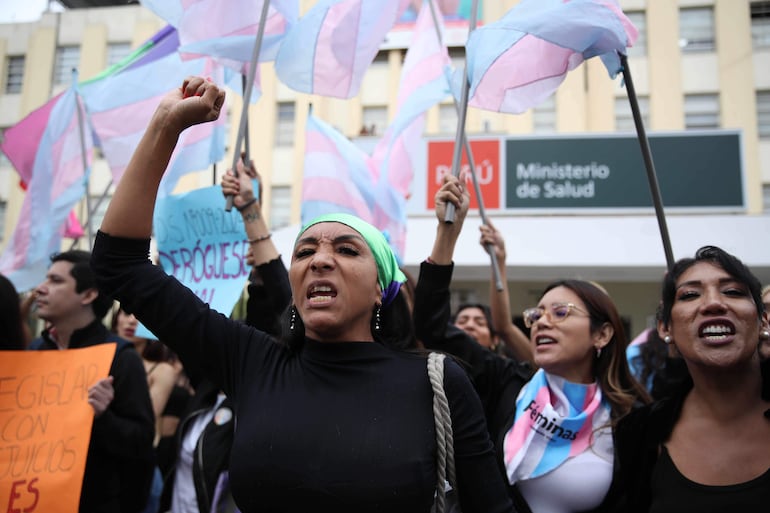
[289,306,297,332]
[663,335,672,344]
[374,304,382,332]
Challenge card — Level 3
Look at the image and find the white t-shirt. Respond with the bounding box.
[171,394,227,513]
[516,427,614,513]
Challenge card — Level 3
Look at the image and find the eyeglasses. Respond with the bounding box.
[522,303,588,328]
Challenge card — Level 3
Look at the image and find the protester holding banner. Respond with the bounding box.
[413,173,650,512]
[92,77,513,513]
[30,250,155,513]
[613,246,770,511]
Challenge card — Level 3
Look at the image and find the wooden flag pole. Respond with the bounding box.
[619,53,675,271]
[427,0,502,290]
[444,0,479,224]
[225,0,270,211]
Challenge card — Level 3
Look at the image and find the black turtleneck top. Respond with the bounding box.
[91,231,514,513]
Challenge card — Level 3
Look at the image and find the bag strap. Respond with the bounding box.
[428,352,456,513]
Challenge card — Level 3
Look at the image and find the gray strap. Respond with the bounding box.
[428,352,457,513]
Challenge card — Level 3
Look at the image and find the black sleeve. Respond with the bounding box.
[443,359,517,513]
[91,230,279,402]
[245,256,291,336]
[413,261,533,433]
[90,346,154,459]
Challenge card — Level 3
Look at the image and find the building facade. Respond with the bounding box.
[1,0,769,336]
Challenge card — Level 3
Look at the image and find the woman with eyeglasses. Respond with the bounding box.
[413,173,650,512]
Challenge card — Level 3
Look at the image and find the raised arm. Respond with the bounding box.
[100,76,225,238]
[479,222,533,365]
[221,156,290,334]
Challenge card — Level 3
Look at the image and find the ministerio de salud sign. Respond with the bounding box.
[420,131,744,213]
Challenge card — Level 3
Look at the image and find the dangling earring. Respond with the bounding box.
[290,306,297,331]
[595,346,602,358]
[663,335,672,344]
[374,304,382,332]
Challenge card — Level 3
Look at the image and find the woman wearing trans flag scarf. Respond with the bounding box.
[414,173,650,513]
[91,77,514,513]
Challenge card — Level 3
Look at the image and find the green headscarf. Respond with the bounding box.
[296,213,406,295]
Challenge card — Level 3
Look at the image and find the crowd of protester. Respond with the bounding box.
[2,76,768,512]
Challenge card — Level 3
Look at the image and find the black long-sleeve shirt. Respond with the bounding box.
[92,231,514,513]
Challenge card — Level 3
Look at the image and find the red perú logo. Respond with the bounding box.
[427,139,500,210]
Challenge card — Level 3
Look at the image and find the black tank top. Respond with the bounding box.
[650,445,770,512]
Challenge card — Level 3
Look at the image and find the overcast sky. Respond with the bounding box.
[0,0,64,23]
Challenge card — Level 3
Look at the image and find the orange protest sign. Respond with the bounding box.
[0,344,115,513]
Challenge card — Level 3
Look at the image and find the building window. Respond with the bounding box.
[684,94,720,130]
[758,91,770,138]
[752,2,770,49]
[54,46,80,85]
[448,47,465,72]
[361,106,387,136]
[107,42,132,67]
[88,195,112,235]
[679,7,715,52]
[5,56,24,94]
[625,11,647,57]
[615,96,650,132]
[269,185,291,229]
[532,96,556,133]
[438,104,457,134]
[275,102,295,146]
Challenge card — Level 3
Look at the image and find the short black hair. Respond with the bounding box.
[50,250,113,319]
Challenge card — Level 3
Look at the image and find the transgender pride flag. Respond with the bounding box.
[301,112,375,225]
[275,0,411,98]
[140,0,298,74]
[0,88,93,291]
[370,0,451,198]
[80,26,227,196]
[463,0,637,114]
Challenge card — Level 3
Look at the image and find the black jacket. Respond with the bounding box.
[31,320,155,513]
[160,256,291,513]
[612,358,770,513]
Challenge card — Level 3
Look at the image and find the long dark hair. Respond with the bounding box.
[541,280,651,419]
[280,288,417,352]
[0,274,25,350]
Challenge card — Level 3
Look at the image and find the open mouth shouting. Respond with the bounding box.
[307,282,337,305]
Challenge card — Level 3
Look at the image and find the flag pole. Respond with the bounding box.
[70,179,113,251]
[224,0,269,211]
[619,53,675,271]
[241,73,252,164]
[444,0,478,224]
[72,68,93,249]
[427,0,502,290]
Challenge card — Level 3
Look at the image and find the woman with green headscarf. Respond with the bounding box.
[91,77,514,513]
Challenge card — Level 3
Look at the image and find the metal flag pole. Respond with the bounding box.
[224,0,269,211]
[444,0,479,224]
[72,68,93,249]
[70,180,113,251]
[427,0,502,290]
[619,53,675,271]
